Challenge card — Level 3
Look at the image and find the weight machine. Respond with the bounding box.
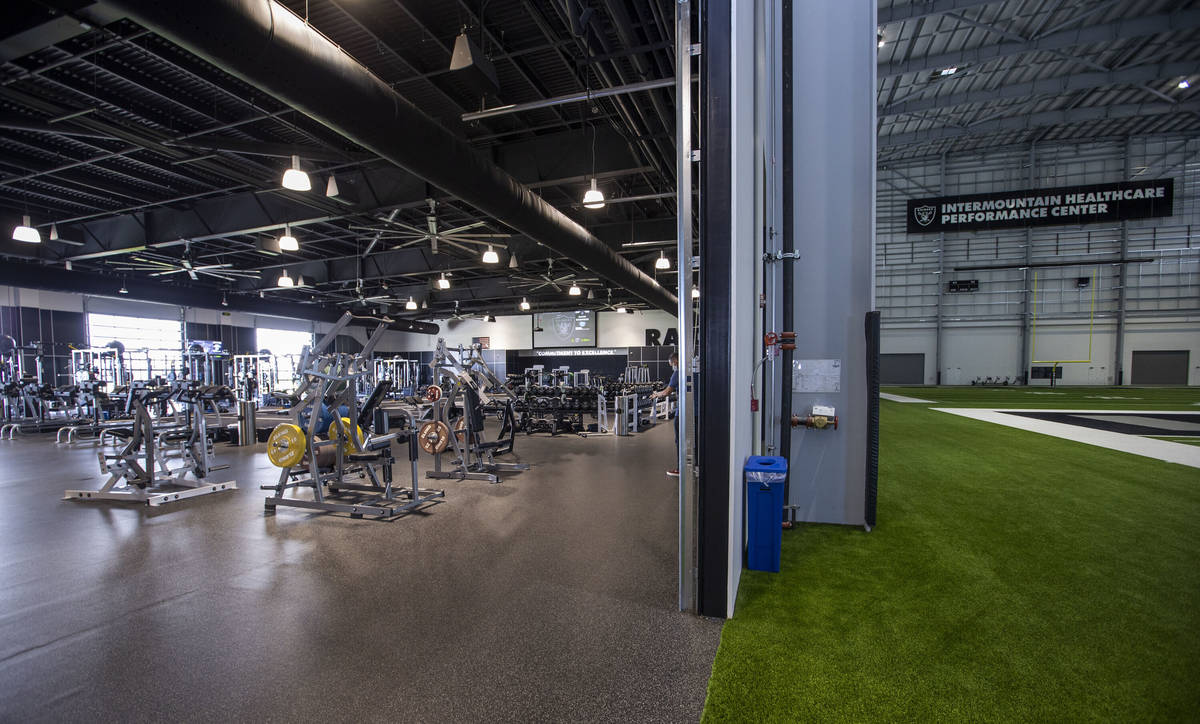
[419,339,527,483]
[63,381,238,506]
[373,356,420,397]
[262,313,443,519]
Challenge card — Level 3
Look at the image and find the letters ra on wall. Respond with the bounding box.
[906,178,1173,233]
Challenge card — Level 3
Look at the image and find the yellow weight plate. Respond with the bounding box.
[418,420,451,454]
[327,417,364,455]
[267,423,306,468]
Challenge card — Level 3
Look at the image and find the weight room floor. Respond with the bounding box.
[0,425,720,722]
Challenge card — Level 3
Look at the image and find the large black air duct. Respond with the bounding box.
[96,0,677,313]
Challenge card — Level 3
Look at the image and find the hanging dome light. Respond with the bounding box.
[482,245,500,264]
[405,297,417,310]
[118,282,129,295]
[437,273,451,289]
[692,287,700,299]
[12,215,40,243]
[281,155,311,191]
[421,300,427,309]
[655,251,670,270]
[278,224,299,252]
[582,178,605,209]
[276,270,294,287]
[509,253,519,269]
[519,298,530,311]
[568,284,581,296]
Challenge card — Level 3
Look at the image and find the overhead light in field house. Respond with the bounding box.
[482,245,499,264]
[12,215,40,243]
[437,273,451,289]
[568,283,581,296]
[276,270,294,287]
[405,297,417,310]
[582,178,605,209]
[281,155,311,191]
[655,251,670,270]
[278,224,299,252]
[520,298,530,311]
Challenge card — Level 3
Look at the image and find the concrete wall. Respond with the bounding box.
[882,316,1199,385]
[877,135,1200,385]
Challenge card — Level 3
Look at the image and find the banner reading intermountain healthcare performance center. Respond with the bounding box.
[906,178,1173,233]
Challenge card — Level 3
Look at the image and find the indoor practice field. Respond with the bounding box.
[701,388,1200,722]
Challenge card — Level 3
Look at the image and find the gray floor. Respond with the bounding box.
[0,424,721,722]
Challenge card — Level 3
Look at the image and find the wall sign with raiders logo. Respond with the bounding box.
[906,178,1173,233]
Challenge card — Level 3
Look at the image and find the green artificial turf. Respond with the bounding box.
[882,384,1200,410]
[702,401,1200,722]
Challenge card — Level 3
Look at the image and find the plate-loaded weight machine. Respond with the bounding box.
[63,381,238,506]
[262,313,443,519]
[420,339,527,483]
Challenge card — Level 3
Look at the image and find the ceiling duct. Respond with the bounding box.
[95,0,678,313]
[449,32,500,98]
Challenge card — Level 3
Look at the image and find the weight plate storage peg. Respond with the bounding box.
[418,420,452,454]
[425,384,443,402]
[267,423,306,468]
[327,417,364,455]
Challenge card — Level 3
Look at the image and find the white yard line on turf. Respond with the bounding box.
[933,408,1200,470]
[880,393,935,403]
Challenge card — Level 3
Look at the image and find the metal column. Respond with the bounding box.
[1114,137,1132,385]
[676,0,698,614]
[1019,143,1036,384]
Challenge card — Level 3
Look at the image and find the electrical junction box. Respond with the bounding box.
[811,404,836,417]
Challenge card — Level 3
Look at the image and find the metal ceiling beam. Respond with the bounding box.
[0,259,439,334]
[877,0,1000,26]
[97,0,676,313]
[880,99,1200,147]
[881,61,1199,118]
[462,78,677,122]
[879,9,1200,79]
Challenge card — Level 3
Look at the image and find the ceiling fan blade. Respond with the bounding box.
[440,221,485,235]
[187,270,199,280]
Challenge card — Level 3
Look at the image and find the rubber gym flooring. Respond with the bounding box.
[0,423,720,722]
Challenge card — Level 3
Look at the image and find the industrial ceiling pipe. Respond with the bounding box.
[96,0,677,313]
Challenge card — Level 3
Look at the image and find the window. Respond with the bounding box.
[87,313,183,381]
[256,327,313,392]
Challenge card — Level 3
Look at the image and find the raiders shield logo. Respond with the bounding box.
[552,313,575,341]
[914,205,936,226]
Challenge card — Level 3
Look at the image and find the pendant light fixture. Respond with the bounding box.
[405,297,417,310]
[421,300,428,309]
[12,215,40,243]
[281,155,311,191]
[568,283,581,296]
[118,282,128,294]
[582,123,605,209]
[276,269,294,287]
[582,178,605,209]
[586,288,595,300]
[655,251,670,270]
[519,298,530,311]
[691,287,700,299]
[615,305,626,314]
[509,253,519,269]
[482,245,500,264]
[49,223,59,241]
[278,224,299,252]
[437,273,451,289]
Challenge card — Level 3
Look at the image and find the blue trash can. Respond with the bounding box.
[745,456,787,572]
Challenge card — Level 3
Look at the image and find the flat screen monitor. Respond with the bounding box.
[533,310,596,348]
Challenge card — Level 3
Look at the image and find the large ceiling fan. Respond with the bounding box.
[509,258,601,293]
[350,198,512,256]
[110,244,260,282]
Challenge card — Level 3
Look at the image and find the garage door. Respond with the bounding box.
[881,353,925,385]
[1131,350,1189,385]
